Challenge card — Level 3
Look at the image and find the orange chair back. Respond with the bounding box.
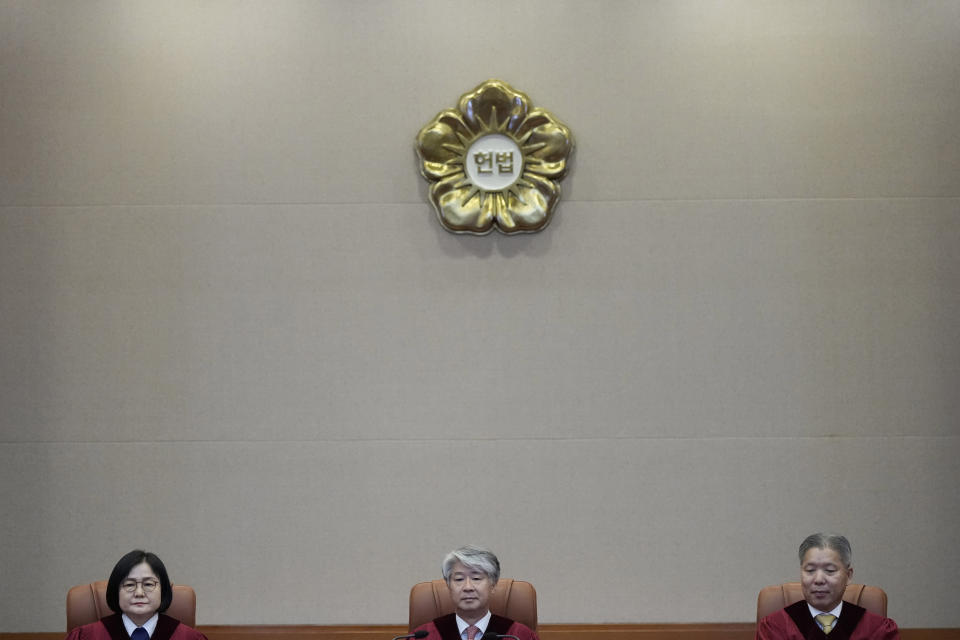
[409,578,537,632]
[66,580,196,632]
[757,582,887,622]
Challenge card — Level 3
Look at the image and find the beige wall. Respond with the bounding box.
[1,0,958,632]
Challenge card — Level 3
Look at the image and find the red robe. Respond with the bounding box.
[65,614,207,640]
[757,601,900,640]
[414,613,539,640]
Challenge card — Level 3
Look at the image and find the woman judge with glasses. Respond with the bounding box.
[65,550,207,640]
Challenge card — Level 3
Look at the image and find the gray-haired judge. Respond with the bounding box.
[756,534,900,640]
[412,546,539,640]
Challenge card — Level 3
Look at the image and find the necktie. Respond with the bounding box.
[131,628,149,640]
[815,613,837,635]
[466,625,479,640]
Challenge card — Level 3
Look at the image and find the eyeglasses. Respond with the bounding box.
[121,579,160,593]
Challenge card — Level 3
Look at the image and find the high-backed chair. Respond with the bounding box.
[66,580,197,632]
[409,579,537,632]
[757,582,887,622]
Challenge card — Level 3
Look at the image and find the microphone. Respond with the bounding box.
[391,632,429,640]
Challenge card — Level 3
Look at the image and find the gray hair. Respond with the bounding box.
[441,545,501,585]
[799,533,853,568]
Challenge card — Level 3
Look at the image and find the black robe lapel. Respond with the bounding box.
[785,601,826,640]
[100,614,130,640]
[98,612,181,640]
[784,600,867,640]
[433,613,516,640]
[487,614,514,635]
[433,614,462,640]
[153,614,182,640]
[833,603,866,640]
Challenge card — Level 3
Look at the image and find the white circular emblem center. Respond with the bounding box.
[464,134,523,192]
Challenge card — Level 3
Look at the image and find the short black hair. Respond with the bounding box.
[105,549,174,614]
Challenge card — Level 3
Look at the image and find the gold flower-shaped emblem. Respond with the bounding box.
[416,80,574,235]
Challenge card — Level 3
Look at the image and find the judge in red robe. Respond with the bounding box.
[65,549,207,640]
[65,613,206,640]
[757,600,899,640]
[413,545,539,640]
[756,533,900,640]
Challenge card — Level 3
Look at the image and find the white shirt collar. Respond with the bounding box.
[807,601,844,624]
[456,611,492,639]
[121,613,159,638]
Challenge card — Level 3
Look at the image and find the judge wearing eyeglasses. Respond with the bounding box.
[65,549,207,640]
